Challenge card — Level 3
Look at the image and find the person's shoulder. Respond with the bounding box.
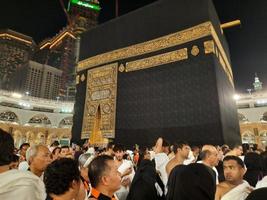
[246,188,267,200]
[166,157,173,164]
[155,152,169,160]
[217,182,229,190]
[154,153,169,167]
[215,182,228,200]
[166,158,175,168]
[256,176,267,189]
[124,159,133,166]
[0,169,36,179]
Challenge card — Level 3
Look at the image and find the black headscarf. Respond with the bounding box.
[245,188,267,200]
[166,163,216,200]
[127,159,165,200]
[244,152,264,187]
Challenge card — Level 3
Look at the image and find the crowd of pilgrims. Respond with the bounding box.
[1,128,267,200]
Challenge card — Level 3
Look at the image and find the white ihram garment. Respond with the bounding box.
[154,153,169,186]
[221,181,251,200]
[256,176,267,189]
[0,169,46,200]
[116,160,135,200]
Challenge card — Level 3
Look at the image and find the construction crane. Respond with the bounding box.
[58,0,73,27]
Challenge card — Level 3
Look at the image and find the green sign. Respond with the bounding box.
[60,139,70,146]
[70,0,101,11]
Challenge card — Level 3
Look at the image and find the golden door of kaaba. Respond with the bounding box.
[81,63,117,146]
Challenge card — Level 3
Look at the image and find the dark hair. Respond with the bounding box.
[221,145,230,155]
[246,188,267,200]
[52,147,61,155]
[244,152,264,186]
[244,152,264,171]
[113,144,124,152]
[61,145,69,150]
[12,154,19,162]
[223,156,245,168]
[261,151,267,175]
[107,142,114,150]
[97,148,105,155]
[0,129,14,166]
[162,139,170,147]
[137,147,149,167]
[191,146,200,151]
[88,155,114,187]
[173,141,188,154]
[51,141,59,147]
[252,144,258,151]
[44,158,80,195]
[19,143,30,150]
[242,143,250,155]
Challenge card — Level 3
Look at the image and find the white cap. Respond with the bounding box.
[86,147,95,154]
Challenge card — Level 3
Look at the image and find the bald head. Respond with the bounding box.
[202,145,217,152]
[201,145,219,167]
[26,144,51,177]
[26,145,48,162]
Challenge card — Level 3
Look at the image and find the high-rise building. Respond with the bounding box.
[68,0,100,35]
[0,29,63,100]
[15,60,62,99]
[0,29,35,90]
[34,29,76,100]
[1,1,100,100]
[28,61,62,99]
[33,0,100,101]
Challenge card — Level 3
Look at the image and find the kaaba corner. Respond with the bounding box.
[72,0,241,147]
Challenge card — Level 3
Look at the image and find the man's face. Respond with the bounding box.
[208,149,219,167]
[217,146,224,161]
[52,148,61,160]
[163,146,170,155]
[114,150,124,161]
[60,147,70,157]
[31,146,52,172]
[192,147,200,157]
[20,145,30,157]
[104,160,121,192]
[223,160,245,183]
[179,145,191,159]
[235,146,243,156]
[144,150,151,160]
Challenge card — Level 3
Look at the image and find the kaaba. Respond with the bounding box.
[72,0,241,147]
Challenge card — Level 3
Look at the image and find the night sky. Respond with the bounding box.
[0,0,266,93]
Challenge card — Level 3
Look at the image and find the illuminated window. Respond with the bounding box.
[242,131,255,144]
